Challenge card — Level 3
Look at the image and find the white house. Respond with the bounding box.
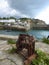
[0,19,15,23]
[8,19,15,23]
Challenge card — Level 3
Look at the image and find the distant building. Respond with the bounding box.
[0,19,15,23]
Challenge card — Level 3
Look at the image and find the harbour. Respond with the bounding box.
[0,30,49,39]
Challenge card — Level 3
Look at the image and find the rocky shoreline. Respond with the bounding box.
[0,40,24,65]
[0,40,49,65]
[0,34,18,40]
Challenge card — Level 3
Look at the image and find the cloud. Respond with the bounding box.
[0,0,14,17]
[35,6,49,24]
[0,0,30,18]
[0,0,49,21]
[7,0,49,17]
[7,0,49,24]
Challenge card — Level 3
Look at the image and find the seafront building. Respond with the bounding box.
[0,18,32,31]
[0,18,49,30]
[0,19,15,23]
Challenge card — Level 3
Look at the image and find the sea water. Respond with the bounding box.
[0,30,49,39]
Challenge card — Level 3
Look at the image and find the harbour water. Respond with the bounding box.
[0,30,49,39]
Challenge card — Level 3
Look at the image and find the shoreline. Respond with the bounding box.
[0,25,29,31]
[0,30,49,40]
[0,34,40,42]
[0,34,19,40]
[0,25,49,31]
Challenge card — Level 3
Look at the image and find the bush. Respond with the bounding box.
[42,37,49,44]
[8,47,16,53]
[8,39,16,44]
[31,50,49,65]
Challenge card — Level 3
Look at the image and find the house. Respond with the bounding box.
[0,19,16,26]
[0,19,15,23]
[0,18,33,30]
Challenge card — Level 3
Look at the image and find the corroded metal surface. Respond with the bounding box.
[16,34,35,58]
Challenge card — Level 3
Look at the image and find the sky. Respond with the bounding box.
[0,0,49,24]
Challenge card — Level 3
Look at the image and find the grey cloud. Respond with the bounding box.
[7,0,49,17]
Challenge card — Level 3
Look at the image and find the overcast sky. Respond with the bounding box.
[0,0,49,24]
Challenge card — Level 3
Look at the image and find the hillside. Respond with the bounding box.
[19,18,46,24]
[32,19,46,25]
